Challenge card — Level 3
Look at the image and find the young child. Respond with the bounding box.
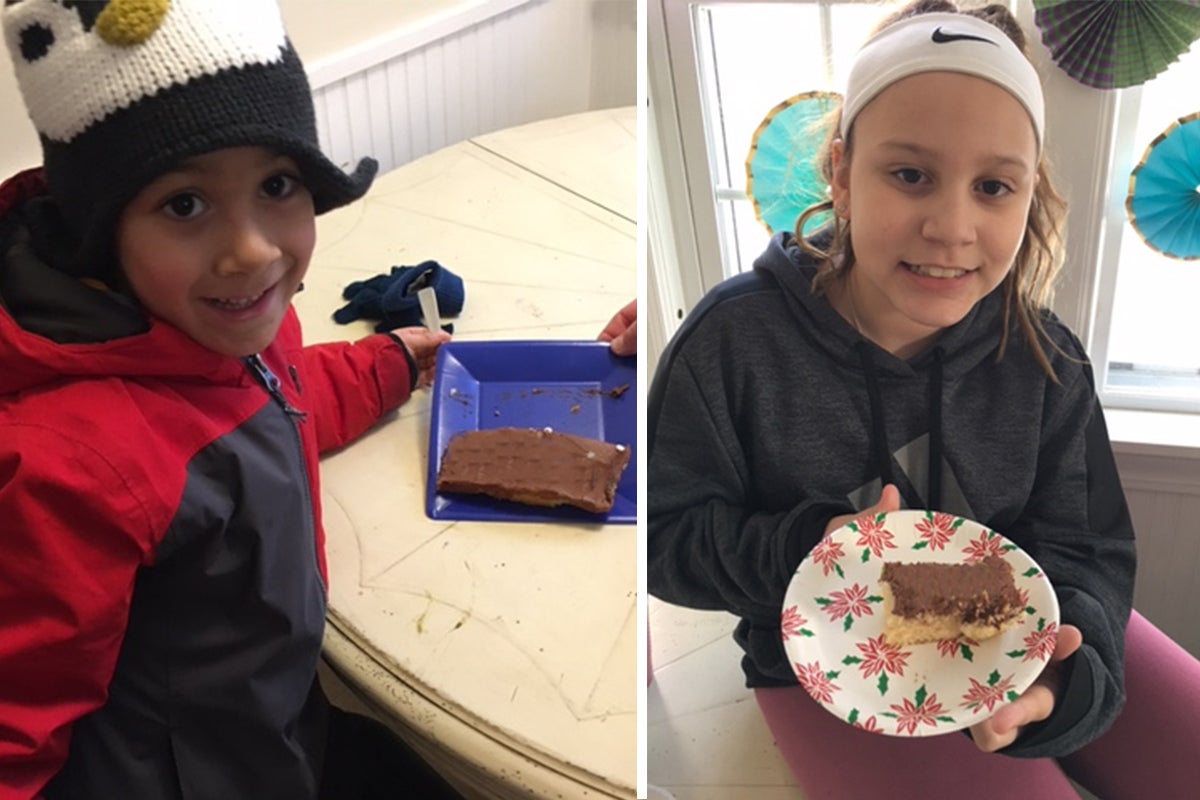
[0,1,460,798]
[648,2,1200,797]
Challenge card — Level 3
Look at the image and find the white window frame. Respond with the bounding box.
[648,0,1200,437]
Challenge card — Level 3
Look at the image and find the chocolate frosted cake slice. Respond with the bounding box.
[436,427,630,514]
[879,555,1023,646]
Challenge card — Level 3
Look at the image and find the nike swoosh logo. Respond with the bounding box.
[931,27,997,46]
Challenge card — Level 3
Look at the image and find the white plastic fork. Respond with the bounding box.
[417,286,441,333]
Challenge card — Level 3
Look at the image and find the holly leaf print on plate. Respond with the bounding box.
[848,708,885,734]
[794,661,841,705]
[936,634,980,663]
[912,511,963,551]
[849,513,897,562]
[811,536,846,578]
[781,605,814,640]
[961,669,1017,713]
[881,684,956,735]
[1016,587,1034,615]
[814,583,883,632]
[1006,619,1059,662]
[962,529,1009,563]
[782,510,1060,737]
[841,634,910,696]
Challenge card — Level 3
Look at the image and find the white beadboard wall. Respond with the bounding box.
[307,0,636,176]
[1113,449,1200,657]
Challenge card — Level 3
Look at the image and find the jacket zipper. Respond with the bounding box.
[243,354,326,592]
[244,354,308,421]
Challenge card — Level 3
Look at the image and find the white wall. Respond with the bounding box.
[0,48,38,178]
[280,0,466,64]
[308,0,635,176]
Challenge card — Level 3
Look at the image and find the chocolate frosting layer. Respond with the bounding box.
[437,427,630,514]
[880,555,1020,623]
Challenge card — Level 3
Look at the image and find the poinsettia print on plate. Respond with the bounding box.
[781,509,1060,737]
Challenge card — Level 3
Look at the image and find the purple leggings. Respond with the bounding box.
[756,611,1200,799]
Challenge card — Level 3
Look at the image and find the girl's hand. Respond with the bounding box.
[824,484,901,537]
[969,624,1084,752]
[389,327,452,388]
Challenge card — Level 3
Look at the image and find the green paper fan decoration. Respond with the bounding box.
[745,91,840,237]
[1032,0,1200,89]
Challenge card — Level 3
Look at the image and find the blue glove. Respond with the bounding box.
[333,260,465,333]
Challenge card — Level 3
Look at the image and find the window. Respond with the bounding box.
[649,0,1200,415]
[1090,45,1200,412]
[687,1,882,276]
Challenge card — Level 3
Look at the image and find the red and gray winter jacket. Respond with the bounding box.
[0,169,417,799]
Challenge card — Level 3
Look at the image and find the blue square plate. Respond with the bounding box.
[426,340,636,523]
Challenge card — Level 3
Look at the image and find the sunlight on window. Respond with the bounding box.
[695,2,894,275]
[1105,44,1200,398]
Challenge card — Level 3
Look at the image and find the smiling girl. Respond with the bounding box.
[648,2,1199,797]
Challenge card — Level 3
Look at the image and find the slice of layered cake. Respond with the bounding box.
[436,427,630,514]
[879,555,1023,646]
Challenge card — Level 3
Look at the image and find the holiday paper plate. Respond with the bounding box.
[782,510,1060,737]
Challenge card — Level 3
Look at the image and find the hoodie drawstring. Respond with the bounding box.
[856,342,896,490]
[856,342,946,510]
[928,348,944,510]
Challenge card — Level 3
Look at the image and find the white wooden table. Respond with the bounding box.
[294,107,637,799]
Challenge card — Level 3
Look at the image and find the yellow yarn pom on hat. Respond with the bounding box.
[96,0,170,47]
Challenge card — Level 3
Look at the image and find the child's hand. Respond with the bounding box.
[390,327,452,388]
[823,484,901,537]
[598,299,637,357]
[969,623,1084,752]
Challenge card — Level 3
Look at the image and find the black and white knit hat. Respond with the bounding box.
[2,0,376,273]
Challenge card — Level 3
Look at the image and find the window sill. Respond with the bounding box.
[1105,408,1200,460]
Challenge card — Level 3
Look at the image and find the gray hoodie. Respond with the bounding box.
[648,232,1136,758]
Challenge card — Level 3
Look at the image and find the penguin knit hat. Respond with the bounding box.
[2,0,376,274]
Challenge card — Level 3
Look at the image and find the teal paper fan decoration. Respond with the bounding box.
[745,91,840,236]
[1126,111,1200,261]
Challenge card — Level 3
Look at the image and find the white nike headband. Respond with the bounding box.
[841,12,1044,151]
